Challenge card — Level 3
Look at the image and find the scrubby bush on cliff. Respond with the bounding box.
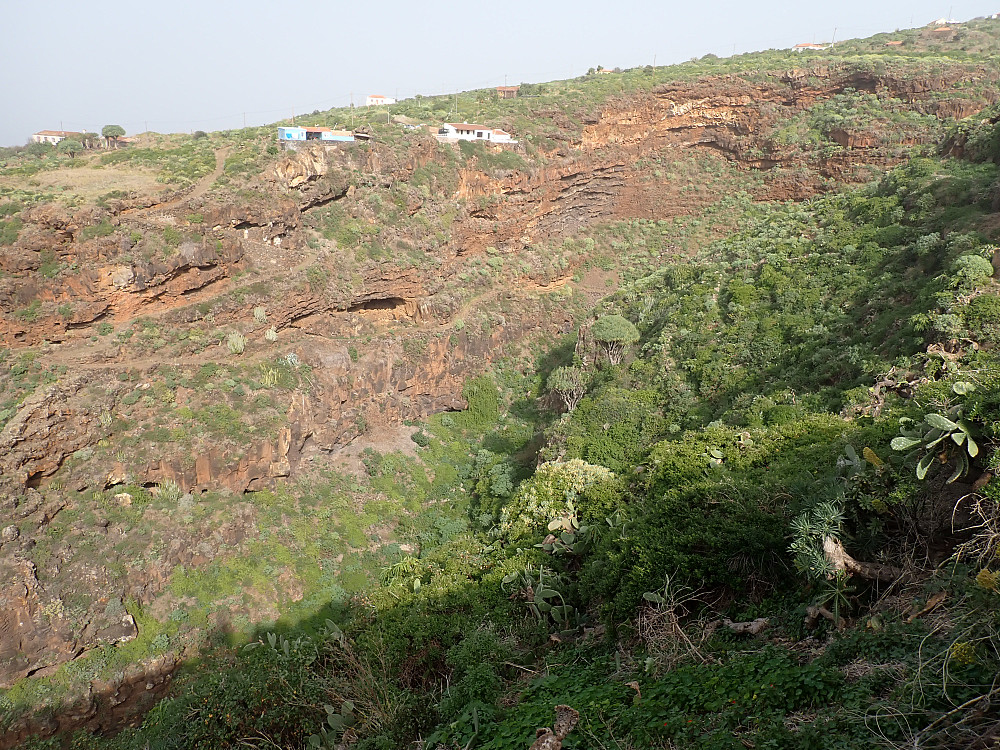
[0,217,22,245]
[227,331,247,355]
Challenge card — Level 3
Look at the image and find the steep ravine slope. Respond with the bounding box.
[2,38,1000,744]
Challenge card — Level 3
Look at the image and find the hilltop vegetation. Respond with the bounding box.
[5,17,1000,750]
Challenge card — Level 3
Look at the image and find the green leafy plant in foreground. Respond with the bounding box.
[891,381,979,482]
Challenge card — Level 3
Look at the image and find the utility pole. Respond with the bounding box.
[292,107,295,125]
[144,120,148,133]
[832,27,837,46]
[243,112,246,128]
[350,94,354,127]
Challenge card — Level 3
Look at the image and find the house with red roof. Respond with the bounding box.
[31,130,82,145]
[792,42,832,52]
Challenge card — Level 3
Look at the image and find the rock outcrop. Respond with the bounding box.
[0,549,137,689]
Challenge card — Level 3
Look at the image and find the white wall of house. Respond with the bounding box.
[439,124,488,140]
[32,132,75,144]
[436,124,517,144]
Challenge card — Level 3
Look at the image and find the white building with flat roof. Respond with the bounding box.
[366,95,396,106]
[436,123,517,144]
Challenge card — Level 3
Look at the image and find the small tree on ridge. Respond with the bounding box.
[57,138,84,158]
[102,124,125,149]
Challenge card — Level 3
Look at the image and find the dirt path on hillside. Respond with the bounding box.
[45,265,616,374]
[122,148,230,217]
[41,240,324,371]
[116,240,322,324]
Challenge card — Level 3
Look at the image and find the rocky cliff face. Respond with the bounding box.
[0,654,176,750]
[580,65,996,180]
[0,59,996,725]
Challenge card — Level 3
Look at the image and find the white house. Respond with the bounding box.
[32,130,81,145]
[792,42,832,52]
[436,123,517,144]
[366,95,396,106]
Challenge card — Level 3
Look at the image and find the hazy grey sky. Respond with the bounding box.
[2,0,998,146]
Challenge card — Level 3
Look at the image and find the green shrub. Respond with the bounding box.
[14,299,41,322]
[162,226,182,247]
[455,376,500,429]
[965,293,1000,333]
[0,217,22,245]
[498,459,615,539]
[951,254,994,289]
[79,220,115,241]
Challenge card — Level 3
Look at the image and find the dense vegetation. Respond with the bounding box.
[17,102,1000,749]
